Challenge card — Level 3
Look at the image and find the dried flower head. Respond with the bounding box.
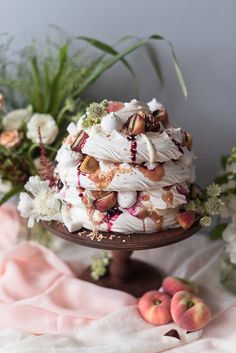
[84,100,108,128]
[204,197,224,215]
[200,216,212,227]
[206,183,221,198]
[91,251,109,281]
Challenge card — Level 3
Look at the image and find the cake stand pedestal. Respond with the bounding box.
[44,220,201,297]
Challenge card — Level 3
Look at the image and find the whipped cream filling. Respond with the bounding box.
[67,160,193,191]
[61,182,188,212]
[62,205,179,234]
[140,183,188,209]
[82,128,183,164]
[56,145,82,168]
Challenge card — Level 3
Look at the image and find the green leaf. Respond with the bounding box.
[0,185,24,206]
[144,43,163,85]
[149,35,188,98]
[49,43,69,116]
[78,36,136,77]
[75,38,147,95]
[214,173,235,185]
[211,223,228,240]
[30,55,43,111]
[221,155,228,170]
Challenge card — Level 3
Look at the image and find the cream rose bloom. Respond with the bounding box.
[0,130,22,148]
[26,113,59,144]
[2,105,32,131]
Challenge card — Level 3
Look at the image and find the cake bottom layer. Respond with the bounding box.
[59,205,180,234]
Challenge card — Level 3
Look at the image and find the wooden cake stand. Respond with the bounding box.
[44,220,201,297]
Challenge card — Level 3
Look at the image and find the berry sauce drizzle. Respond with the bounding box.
[104,207,122,232]
[127,135,137,163]
[77,167,81,187]
[165,131,183,154]
[176,184,189,197]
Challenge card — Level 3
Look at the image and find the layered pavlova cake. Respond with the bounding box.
[18,98,197,234]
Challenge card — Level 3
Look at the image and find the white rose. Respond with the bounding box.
[27,113,59,144]
[226,162,236,174]
[2,105,32,131]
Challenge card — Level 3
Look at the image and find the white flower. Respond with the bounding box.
[223,220,236,265]
[221,194,236,218]
[226,161,236,174]
[2,105,32,131]
[223,221,236,245]
[17,176,61,227]
[220,180,236,193]
[26,113,59,144]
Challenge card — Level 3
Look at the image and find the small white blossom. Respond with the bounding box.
[206,183,221,198]
[17,176,61,227]
[27,113,59,144]
[2,105,32,131]
[200,216,212,227]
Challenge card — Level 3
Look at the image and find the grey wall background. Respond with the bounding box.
[1,0,236,187]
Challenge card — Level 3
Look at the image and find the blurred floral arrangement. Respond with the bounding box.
[0,32,187,206]
[210,148,236,260]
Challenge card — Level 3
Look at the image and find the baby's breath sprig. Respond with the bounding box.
[227,147,236,164]
[91,251,110,281]
[206,183,221,198]
[83,100,108,128]
[200,183,223,227]
[184,182,224,228]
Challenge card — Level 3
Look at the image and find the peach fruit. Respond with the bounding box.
[162,276,198,296]
[171,290,211,331]
[176,211,195,230]
[128,113,146,135]
[80,156,99,174]
[94,192,117,212]
[71,130,88,152]
[138,290,172,326]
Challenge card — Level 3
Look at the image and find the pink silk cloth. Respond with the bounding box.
[0,205,137,335]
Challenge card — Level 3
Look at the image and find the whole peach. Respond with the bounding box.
[138,290,172,326]
[162,276,198,296]
[171,290,211,331]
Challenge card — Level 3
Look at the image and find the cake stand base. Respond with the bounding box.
[80,250,162,297]
[43,220,201,298]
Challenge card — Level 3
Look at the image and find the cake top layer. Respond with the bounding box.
[57,98,192,163]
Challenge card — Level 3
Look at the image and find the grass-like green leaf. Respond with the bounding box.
[0,185,24,206]
[211,223,228,240]
[75,38,147,96]
[149,34,188,98]
[78,36,136,77]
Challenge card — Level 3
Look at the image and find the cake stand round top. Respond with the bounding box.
[43,219,201,251]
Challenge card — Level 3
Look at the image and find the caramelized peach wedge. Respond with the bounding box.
[80,156,99,174]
